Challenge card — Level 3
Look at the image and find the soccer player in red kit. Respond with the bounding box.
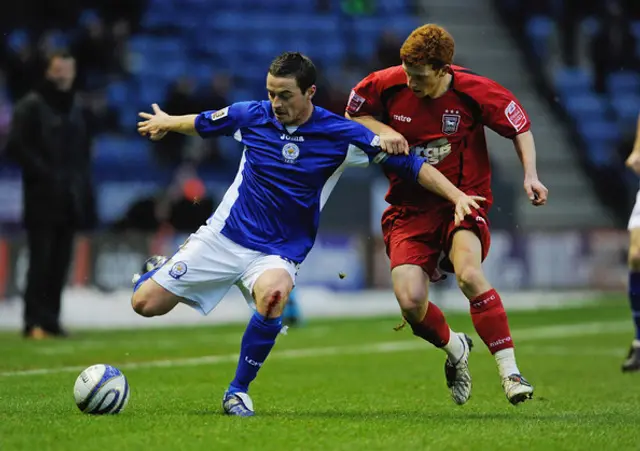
[346,24,548,406]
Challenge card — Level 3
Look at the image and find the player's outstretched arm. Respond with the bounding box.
[138,103,199,140]
[346,113,409,155]
[513,131,548,206]
[626,113,640,175]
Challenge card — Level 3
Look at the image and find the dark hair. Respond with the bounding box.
[268,52,316,92]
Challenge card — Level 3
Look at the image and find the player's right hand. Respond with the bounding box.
[379,130,410,155]
[138,103,170,141]
[626,151,640,175]
[454,194,486,226]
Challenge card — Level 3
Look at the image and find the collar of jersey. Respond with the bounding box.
[266,103,319,132]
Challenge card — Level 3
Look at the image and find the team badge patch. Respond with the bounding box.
[442,109,461,135]
[208,107,229,122]
[346,90,366,114]
[169,261,188,279]
[505,100,527,131]
[282,143,300,163]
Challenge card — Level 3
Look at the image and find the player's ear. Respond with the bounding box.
[306,85,316,101]
[439,64,451,76]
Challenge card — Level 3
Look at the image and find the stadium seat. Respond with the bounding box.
[585,143,615,168]
[106,82,130,108]
[607,71,640,95]
[525,16,553,58]
[562,93,608,122]
[577,120,620,146]
[554,67,593,97]
[610,95,640,125]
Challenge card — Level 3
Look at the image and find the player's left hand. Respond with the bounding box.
[524,176,548,206]
[454,194,486,226]
[138,103,170,141]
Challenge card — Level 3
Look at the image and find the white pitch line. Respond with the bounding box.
[0,319,631,378]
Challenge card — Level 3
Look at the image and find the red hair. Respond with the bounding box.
[400,24,455,69]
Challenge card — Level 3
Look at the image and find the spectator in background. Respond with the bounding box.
[6,51,95,339]
[195,74,231,166]
[4,30,41,103]
[112,166,217,233]
[153,76,201,166]
[590,0,639,93]
[374,31,402,70]
[71,10,115,90]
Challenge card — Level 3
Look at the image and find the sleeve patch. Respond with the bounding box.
[372,152,389,164]
[505,101,526,132]
[209,107,229,121]
[346,90,366,114]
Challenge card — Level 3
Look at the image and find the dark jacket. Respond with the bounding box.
[6,81,95,229]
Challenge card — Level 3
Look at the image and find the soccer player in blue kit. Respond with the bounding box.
[134,52,484,416]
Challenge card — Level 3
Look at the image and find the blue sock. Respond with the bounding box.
[133,267,160,293]
[229,312,282,393]
[630,272,640,341]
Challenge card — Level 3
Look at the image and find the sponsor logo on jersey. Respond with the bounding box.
[393,114,412,123]
[280,134,304,142]
[411,138,452,165]
[208,107,229,121]
[169,261,188,280]
[282,143,300,163]
[442,109,461,135]
[505,100,527,131]
[370,135,381,147]
[346,90,366,114]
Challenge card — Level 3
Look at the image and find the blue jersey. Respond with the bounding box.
[195,100,424,263]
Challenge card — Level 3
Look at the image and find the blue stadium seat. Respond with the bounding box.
[577,120,620,146]
[585,143,615,168]
[607,71,640,95]
[554,67,593,96]
[525,16,553,58]
[610,95,640,124]
[106,81,130,108]
[563,94,608,122]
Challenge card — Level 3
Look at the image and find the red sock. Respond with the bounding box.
[469,289,513,354]
[407,302,451,348]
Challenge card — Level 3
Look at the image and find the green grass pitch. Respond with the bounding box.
[1,295,639,451]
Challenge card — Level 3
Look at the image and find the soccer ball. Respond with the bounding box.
[73,364,130,414]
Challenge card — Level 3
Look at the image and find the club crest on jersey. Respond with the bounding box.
[282,143,300,163]
[442,109,461,135]
[169,261,188,279]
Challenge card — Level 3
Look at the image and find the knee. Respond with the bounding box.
[630,246,640,271]
[456,265,486,293]
[254,274,293,318]
[131,284,167,318]
[131,291,155,317]
[394,281,427,322]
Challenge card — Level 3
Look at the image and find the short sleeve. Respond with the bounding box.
[194,102,254,138]
[345,72,385,117]
[477,80,531,138]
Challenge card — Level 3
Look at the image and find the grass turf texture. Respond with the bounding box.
[1,295,639,451]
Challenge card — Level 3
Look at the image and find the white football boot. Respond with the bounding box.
[444,333,473,405]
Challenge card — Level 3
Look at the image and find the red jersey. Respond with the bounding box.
[346,65,531,208]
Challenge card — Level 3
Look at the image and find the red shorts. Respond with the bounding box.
[381,203,491,278]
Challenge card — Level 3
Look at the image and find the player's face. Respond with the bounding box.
[402,63,447,98]
[266,74,315,125]
[46,57,76,92]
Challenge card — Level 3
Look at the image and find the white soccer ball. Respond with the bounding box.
[74,364,130,414]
